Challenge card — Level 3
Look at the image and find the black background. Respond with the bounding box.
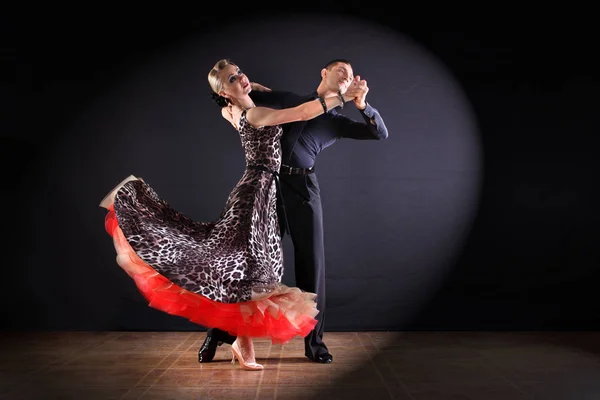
[5,4,599,334]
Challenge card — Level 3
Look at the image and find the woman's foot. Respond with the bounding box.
[231,337,263,371]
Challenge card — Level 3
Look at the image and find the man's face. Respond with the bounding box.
[323,62,354,94]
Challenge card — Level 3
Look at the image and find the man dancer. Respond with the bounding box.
[199,59,388,364]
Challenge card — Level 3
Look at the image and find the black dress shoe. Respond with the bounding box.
[198,335,218,363]
[308,353,333,364]
[198,330,236,363]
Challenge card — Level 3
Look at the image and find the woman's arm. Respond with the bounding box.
[246,94,350,128]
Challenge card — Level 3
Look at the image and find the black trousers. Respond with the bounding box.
[279,173,327,358]
[207,173,329,358]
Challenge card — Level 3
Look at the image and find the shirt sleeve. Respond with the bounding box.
[330,102,389,140]
[249,90,305,109]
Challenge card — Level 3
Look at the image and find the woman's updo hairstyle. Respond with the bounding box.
[208,58,235,108]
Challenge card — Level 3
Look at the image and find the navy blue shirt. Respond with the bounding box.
[250,90,388,169]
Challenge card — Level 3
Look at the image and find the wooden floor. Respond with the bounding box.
[2,331,600,399]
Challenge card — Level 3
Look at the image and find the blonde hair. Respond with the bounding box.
[208,58,237,94]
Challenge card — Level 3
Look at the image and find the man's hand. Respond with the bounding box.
[250,82,272,92]
[349,75,368,110]
[343,76,368,110]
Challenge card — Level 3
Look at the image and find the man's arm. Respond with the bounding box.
[328,75,388,140]
[249,90,285,109]
[250,89,308,110]
[330,102,389,140]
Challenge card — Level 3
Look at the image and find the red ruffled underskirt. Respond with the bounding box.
[104,206,318,344]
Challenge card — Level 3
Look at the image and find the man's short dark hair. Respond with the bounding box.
[323,59,352,70]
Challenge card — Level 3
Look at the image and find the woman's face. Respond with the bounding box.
[218,64,251,101]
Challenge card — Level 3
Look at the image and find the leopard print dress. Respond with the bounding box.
[110,109,284,304]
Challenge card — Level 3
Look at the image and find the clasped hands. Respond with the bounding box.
[341,76,369,110]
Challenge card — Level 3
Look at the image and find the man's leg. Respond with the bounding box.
[198,328,236,363]
[283,176,331,362]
